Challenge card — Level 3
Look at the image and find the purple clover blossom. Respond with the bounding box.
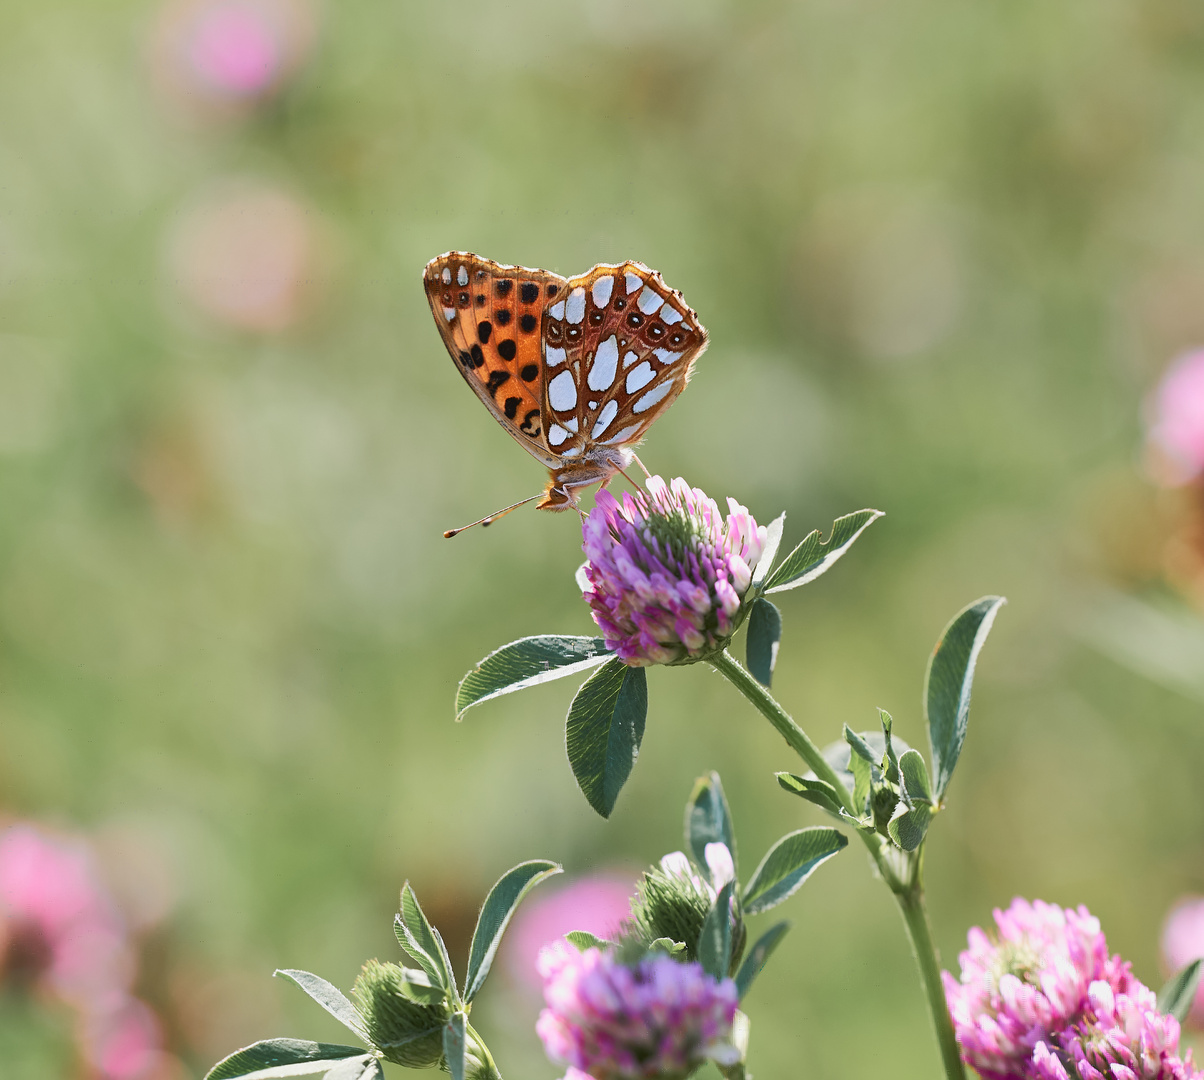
[581,476,766,667]
[1030,981,1203,1080]
[536,942,740,1080]
[943,899,1128,1080]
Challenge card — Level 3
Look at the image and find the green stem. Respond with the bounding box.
[896,883,966,1080]
[708,647,965,1080]
[707,649,858,815]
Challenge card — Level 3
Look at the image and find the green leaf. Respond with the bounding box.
[898,749,934,805]
[464,860,562,1002]
[649,937,688,956]
[878,710,900,784]
[742,828,848,915]
[925,596,1006,799]
[745,598,782,687]
[565,930,609,951]
[698,881,736,980]
[751,513,786,589]
[456,636,613,720]
[565,658,648,818]
[394,969,446,1006]
[763,509,883,593]
[887,800,934,851]
[206,1040,367,1080]
[442,1013,467,1080]
[775,773,844,817]
[396,884,455,998]
[685,772,737,883]
[819,730,913,794]
[844,727,873,813]
[735,922,790,1000]
[1158,959,1203,1022]
[274,972,368,1042]
[322,1058,382,1080]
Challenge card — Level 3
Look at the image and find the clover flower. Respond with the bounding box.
[581,476,766,666]
[943,898,1128,1080]
[1147,350,1204,486]
[536,942,740,1080]
[1030,981,1202,1080]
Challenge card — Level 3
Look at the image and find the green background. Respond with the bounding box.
[2,0,1204,1076]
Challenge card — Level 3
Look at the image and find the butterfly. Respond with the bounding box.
[423,252,708,536]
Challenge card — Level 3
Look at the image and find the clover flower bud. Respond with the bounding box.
[581,477,766,667]
[536,942,740,1080]
[942,898,1128,1079]
[1161,897,1204,1028]
[351,959,448,1069]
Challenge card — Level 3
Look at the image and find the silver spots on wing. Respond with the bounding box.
[565,287,586,324]
[591,275,614,308]
[653,348,682,364]
[624,271,642,294]
[548,424,569,446]
[622,349,640,368]
[548,369,577,412]
[634,380,674,413]
[625,361,656,393]
[441,267,452,284]
[457,265,469,286]
[661,306,684,325]
[548,300,566,319]
[546,345,567,367]
[588,335,619,391]
[603,422,642,446]
[443,307,457,322]
[637,285,664,315]
[591,400,619,438]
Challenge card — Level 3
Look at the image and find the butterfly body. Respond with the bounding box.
[423,252,707,513]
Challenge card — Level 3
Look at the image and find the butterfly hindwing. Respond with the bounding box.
[540,262,707,457]
[423,252,567,466]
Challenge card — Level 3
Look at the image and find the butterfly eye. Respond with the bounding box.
[589,310,605,326]
[647,323,665,339]
[626,312,644,329]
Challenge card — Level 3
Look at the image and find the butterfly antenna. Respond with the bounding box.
[443,493,542,538]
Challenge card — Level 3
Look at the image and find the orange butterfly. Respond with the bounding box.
[423,252,708,536]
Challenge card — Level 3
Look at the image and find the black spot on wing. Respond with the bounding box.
[477,321,492,343]
[520,281,539,304]
[497,339,517,362]
[503,396,521,419]
[486,370,510,397]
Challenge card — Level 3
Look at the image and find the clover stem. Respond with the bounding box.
[896,877,967,1080]
[707,650,858,815]
[708,648,965,1080]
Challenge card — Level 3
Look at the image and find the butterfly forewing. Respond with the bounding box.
[540,262,707,459]
[423,252,567,466]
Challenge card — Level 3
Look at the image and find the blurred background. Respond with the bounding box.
[3,0,1204,1077]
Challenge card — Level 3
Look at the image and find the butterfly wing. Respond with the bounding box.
[539,261,708,460]
[423,252,568,468]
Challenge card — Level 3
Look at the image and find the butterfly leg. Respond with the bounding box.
[630,453,651,478]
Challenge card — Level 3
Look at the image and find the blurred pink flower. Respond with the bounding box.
[150,0,317,117]
[1147,350,1204,486]
[0,823,172,1080]
[166,180,327,333]
[1162,897,1204,1028]
[504,873,636,990]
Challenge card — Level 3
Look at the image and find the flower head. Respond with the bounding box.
[1030,981,1203,1080]
[943,898,1129,1080]
[581,476,766,666]
[536,942,740,1080]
